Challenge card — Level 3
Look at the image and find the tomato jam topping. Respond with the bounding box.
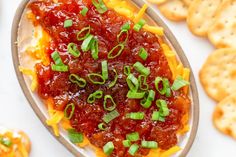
[29,0,190,156]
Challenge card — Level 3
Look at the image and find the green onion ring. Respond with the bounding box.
[88,73,106,85]
[67,43,80,57]
[69,74,87,88]
[103,95,117,111]
[77,26,91,41]
[108,43,125,59]
[108,69,118,88]
[64,103,75,119]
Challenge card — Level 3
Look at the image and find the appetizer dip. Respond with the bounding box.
[19,0,191,156]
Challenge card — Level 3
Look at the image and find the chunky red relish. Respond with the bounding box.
[29,0,190,156]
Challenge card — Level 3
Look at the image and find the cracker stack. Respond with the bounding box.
[148,0,236,140]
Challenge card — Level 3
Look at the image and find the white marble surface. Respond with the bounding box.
[0,0,236,157]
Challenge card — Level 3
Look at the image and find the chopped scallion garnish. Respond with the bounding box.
[103,95,117,111]
[140,90,155,108]
[117,30,129,43]
[133,19,146,32]
[51,51,64,66]
[121,22,131,31]
[138,75,149,91]
[64,103,75,119]
[69,74,87,88]
[128,144,139,156]
[88,73,106,85]
[102,109,120,123]
[126,74,139,92]
[103,141,114,155]
[81,34,94,52]
[80,7,88,16]
[108,69,118,88]
[139,47,148,60]
[126,132,139,141]
[51,65,68,72]
[127,91,145,99]
[156,99,169,117]
[87,90,103,104]
[64,19,73,28]
[108,43,125,59]
[171,75,190,91]
[141,141,158,149]
[67,43,80,57]
[68,129,83,143]
[124,66,131,76]
[154,77,171,96]
[77,26,91,41]
[0,137,12,147]
[122,140,131,147]
[101,60,108,80]
[91,39,99,60]
[126,112,144,120]
[98,122,107,131]
[133,62,150,76]
[92,0,108,14]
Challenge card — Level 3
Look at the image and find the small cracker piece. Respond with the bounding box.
[183,0,194,6]
[187,0,225,37]
[208,0,236,48]
[159,0,188,21]
[213,93,236,139]
[199,48,236,102]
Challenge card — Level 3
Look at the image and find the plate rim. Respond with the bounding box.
[11,0,199,156]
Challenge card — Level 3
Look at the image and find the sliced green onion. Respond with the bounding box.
[98,123,107,130]
[51,51,64,65]
[156,99,169,116]
[124,66,131,76]
[133,19,146,32]
[108,43,125,59]
[126,132,139,141]
[69,74,87,88]
[64,19,73,28]
[155,77,171,96]
[127,91,145,99]
[108,69,118,88]
[87,90,103,103]
[81,34,94,52]
[67,43,80,57]
[128,144,139,156]
[103,95,117,111]
[171,75,190,91]
[133,62,150,76]
[138,75,149,91]
[103,141,114,156]
[140,90,155,108]
[91,39,99,60]
[126,112,144,120]
[51,65,68,72]
[80,7,88,16]
[68,129,83,143]
[88,73,106,85]
[121,22,131,31]
[102,109,120,123]
[77,26,91,41]
[126,74,139,91]
[141,141,158,149]
[117,30,129,43]
[122,140,131,147]
[101,60,108,80]
[152,111,160,121]
[64,103,75,119]
[92,0,108,14]
[0,137,12,147]
[139,47,148,60]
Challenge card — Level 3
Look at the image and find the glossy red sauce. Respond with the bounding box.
[29,0,190,156]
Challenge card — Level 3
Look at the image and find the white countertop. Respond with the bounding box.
[1,0,236,157]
